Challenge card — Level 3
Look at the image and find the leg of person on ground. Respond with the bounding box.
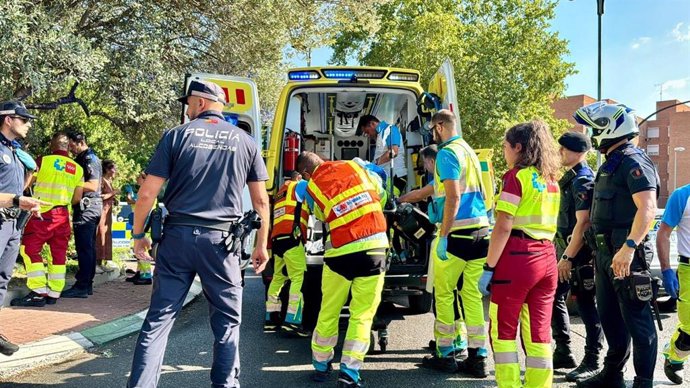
[128,227,196,388]
[339,271,385,385]
[311,265,350,381]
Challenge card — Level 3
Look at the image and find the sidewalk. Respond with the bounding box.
[0,267,202,379]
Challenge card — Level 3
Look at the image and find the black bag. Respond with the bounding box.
[572,264,595,296]
[627,271,653,303]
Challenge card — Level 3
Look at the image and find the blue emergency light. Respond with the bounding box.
[288,71,320,81]
[323,70,386,80]
[223,113,239,126]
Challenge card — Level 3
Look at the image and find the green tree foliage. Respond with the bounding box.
[330,0,576,171]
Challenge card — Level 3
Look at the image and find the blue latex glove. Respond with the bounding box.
[662,268,679,299]
[436,236,448,261]
[478,270,494,296]
[15,148,36,171]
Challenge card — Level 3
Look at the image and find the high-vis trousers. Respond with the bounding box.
[311,264,385,382]
[664,260,690,364]
[489,236,557,388]
[432,236,487,357]
[266,243,306,324]
[21,208,71,297]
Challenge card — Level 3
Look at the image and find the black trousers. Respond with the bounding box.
[551,278,603,356]
[73,220,98,289]
[595,245,657,381]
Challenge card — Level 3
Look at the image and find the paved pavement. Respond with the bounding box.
[3,273,687,388]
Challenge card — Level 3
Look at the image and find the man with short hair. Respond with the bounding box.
[62,130,103,298]
[0,100,46,355]
[12,132,84,306]
[128,80,270,387]
[358,115,408,194]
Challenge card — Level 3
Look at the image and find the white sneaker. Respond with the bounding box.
[102,261,119,272]
[95,265,105,274]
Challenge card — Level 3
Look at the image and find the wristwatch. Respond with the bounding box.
[132,232,146,240]
[625,239,637,249]
[12,195,20,207]
[483,263,495,272]
[560,253,573,262]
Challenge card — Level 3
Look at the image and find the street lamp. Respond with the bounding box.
[674,146,686,190]
[596,0,605,167]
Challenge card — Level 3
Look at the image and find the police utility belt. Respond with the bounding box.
[165,211,261,254]
[79,196,102,211]
[555,232,595,296]
[0,207,21,221]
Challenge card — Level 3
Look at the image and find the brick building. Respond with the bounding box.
[552,95,690,207]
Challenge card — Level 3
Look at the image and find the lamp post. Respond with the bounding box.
[596,0,605,167]
[674,146,686,191]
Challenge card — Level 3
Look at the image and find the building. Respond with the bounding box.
[552,95,690,207]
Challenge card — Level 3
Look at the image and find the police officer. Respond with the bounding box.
[552,132,603,382]
[62,130,103,298]
[421,110,490,378]
[127,80,270,388]
[298,151,388,388]
[657,183,690,384]
[0,100,46,356]
[574,102,659,388]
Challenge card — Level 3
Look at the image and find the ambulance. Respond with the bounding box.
[263,60,496,331]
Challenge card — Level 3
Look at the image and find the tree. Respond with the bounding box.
[330,0,576,170]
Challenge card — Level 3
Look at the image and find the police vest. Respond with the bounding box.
[307,161,388,255]
[432,137,489,230]
[499,166,560,240]
[271,180,308,243]
[34,154,83,213]
[591,146,658,232]
[557,163,594,237]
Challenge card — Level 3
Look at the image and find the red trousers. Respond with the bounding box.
[22,207,71,266]
[489,235,557,388]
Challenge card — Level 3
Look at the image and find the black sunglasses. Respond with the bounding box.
[11,116,31,124]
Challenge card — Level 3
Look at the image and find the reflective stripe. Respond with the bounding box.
[341,355,363,370]
[329,202,381,229]
[343,340,369,354]
[499,192,521,205]
[494,351,519,364]
[466,325,485,336]
[38,182,77,192]
[47,273,66,280]
[468,338,486,348]
[324,232,387,251]
[312,332,338,347]
[289,294,301,303]
[452,216,489,228]
[266,304,281,312]
[33,287,48,295]
[47,290,61,298]
[437,337,454,347]
[514,214,558,225]
[26,270,45,278]
[526,356,553,370]
[435,321,455,335]
[325,183,367,217]
[312,349,333,362]
[267,295,280,304]
[287,306,298,315]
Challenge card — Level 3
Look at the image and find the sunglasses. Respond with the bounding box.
[11,116,31,124]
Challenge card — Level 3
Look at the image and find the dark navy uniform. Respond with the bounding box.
[72,148,103,291]
[590,142,659,384]
[128,110,267,388]
[552,161,603,361]
[0,132,25,306]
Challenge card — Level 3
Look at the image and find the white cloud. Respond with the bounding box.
[662,77,690,92]
[630,37,651,49]
[672,22,690,42]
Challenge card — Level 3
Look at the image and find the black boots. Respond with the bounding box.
[631,376,653,388]
[10,291,46,307]
[336,372,363,387]
[566,353,600,382]
[576,367,625,388]
[422,353,458,373]
[664,359,684,385]
[456,348,488,378]
[553,343,577,369]
[280,322,310,338]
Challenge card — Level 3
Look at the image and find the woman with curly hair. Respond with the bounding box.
[478,120,561,388]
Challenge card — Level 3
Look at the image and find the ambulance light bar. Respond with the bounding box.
[288,71,321,81]
[323,70,386,80]
[388,72,419,82]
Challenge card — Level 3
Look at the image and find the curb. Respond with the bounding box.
[0,277,203,379]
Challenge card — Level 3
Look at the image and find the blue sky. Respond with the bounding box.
[292,0,690,117]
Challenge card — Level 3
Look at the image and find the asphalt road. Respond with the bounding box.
[3,273,686,388]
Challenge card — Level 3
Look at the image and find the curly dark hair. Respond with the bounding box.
[505,120,560,182]
[102,159,116,173]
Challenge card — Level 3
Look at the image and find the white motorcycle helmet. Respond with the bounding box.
[574,101,639,150]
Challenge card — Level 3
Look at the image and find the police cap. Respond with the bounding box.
[558,131,591,153]
[177,80,227,105]
[0,100,37,120]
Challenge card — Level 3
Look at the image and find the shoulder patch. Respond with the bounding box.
[577,191,589,201]
[630,166,644,179]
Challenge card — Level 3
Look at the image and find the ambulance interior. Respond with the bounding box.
[279,87,431,269]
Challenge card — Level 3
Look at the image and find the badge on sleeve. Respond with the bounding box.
[2,154,11,164]
[577,192,588,201]
[630,166,644,179]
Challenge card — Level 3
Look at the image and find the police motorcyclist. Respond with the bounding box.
[574,102,659,388]
[552,132,604,382]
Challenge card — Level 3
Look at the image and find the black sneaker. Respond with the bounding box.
[664,359,684,385]
[61,286,89,298]
[0,334,18,356]
[631,376,653,388]
[45,297,58,305]
[336,372,363,388]
[133,276,152,285]
[576,367,625,388]
[280,323,310,338]
[87,285,93,295]
[10,291,46,307]
[456,348,487,378]
[422,354,458,373]
[566,353,600,382]
[310,362,333,382]
[553,347,577,369]
[126,272,141,282]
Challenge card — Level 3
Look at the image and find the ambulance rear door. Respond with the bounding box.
[426,58,461,137]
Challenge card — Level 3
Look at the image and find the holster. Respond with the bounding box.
[571,264,596,296]
[584,229,598,253]
[150,207,163,243]
[626,270,653,303]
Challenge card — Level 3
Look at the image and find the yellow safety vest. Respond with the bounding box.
[34,154,83,213]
